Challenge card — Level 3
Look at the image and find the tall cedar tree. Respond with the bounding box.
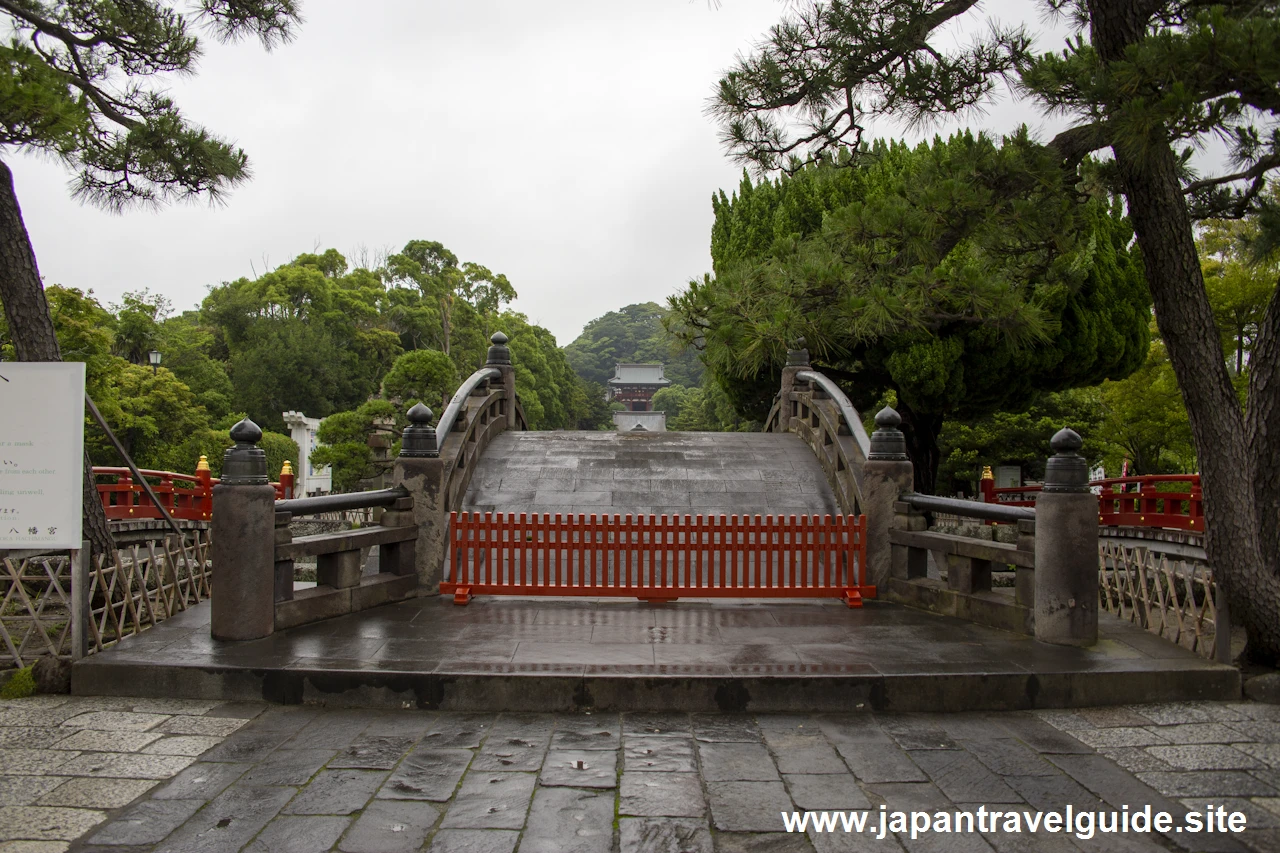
[0,1,301,556]
[713,0,1280,661]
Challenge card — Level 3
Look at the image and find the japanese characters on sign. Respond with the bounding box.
[0,363,85,549]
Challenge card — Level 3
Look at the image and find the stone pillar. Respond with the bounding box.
[1034,428,1099,647]
[393,403,447,592]
[863,407,915,589]
[211,419,276,641]
[486,332,517,428]
[776,338,810,433]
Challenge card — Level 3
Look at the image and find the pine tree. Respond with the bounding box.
[0,1,301,555]
[713,0,1280,661]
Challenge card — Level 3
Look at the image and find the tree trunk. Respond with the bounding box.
[0,160,114,559]
[1247,285,1280,626]
[1087,0,1280,662]
[896,401,943,495]
[1113,133,1280,662]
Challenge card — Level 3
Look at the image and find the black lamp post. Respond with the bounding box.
[148,350,161,376]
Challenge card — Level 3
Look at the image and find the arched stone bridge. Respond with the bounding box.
[198,332,1148,656]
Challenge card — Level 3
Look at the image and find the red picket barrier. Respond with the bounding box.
[442,512,873,607]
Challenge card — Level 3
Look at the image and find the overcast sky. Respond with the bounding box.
[12,0,1077,347]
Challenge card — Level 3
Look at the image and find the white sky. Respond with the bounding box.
[11,0,1081,346]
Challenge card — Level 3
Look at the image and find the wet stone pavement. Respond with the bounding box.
[0,698,1275,852]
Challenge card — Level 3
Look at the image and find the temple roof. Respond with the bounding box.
[608,363,670,387]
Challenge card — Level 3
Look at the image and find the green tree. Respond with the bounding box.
[0,0,300,556]
[90,363,212,472]
[1096,338,1197,476]
[501,312,595,430]
[311,400,397,493]
[381,349,458,410]
[202,251,399,430]
[384,241,514,359]
[156,311,234,421]
[937,389,1105,493]
[110,290,169,365]
[564,302,705,387]
[651,385,697,424]
[1200,209,1280,378]
[714,0,1280,660]
[668,133,1150,492]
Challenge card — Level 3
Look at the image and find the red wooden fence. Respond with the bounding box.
[93,459,294,521]
[981,474,1203,531]
[441,512,873,607]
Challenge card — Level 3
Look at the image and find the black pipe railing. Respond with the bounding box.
[905,493,1036,523]
[275,486,407,518]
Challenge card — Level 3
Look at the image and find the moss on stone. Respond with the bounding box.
[0,665,36,699]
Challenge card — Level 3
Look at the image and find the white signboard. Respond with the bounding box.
[0,363,86,549]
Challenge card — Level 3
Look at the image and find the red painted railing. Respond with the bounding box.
[93,459,295,521]
[980,474,1203,531]
[442,512,874,607]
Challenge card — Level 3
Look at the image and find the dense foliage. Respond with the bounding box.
[564,303,704,387]
[712,0,1280,663]
[667,133,1152,491]
[0,240,607,488]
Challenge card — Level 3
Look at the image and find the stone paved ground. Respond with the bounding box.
[2,697,1280,852]
[0,695,261,852]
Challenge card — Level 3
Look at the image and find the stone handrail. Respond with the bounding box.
[436,366,502,451]
[438,383,516,525]
[392,332,526,591]
[272,489,418,631]
[768,365,868,516]
[795,370,872,459]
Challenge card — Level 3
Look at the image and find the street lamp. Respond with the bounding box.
[148,350,161,376]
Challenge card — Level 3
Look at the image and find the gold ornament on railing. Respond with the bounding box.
[196,455,210,472]
[981,465,994,480]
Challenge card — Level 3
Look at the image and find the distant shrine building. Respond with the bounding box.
[607,364,670,411]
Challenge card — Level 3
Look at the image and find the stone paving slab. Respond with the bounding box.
[0,695,264,851]
[0,701,1264,851]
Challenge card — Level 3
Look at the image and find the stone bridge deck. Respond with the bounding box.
[462,431,839,518]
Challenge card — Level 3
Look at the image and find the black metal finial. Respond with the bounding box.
[867,406,908,461]
[1050,427,1083,454]
[874,407,902,430]
[486,331,511,366]
[407,403,433,425]
[222,418,268,485]
[1044,427,1089,492]
[229,418,262,445]
[399,402,439,458]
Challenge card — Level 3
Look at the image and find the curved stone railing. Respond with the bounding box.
[437,369,525,519]
[765,345,869,516]
[392,332,527,591]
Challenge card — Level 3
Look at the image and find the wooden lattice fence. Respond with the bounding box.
[0,531,212,668]
[1098,539,1221,659]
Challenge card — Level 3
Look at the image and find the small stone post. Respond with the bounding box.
[486,332,517,428]
[776,338,810,433]
[1034,428,1099,647]
[863,407,915,589]
[211,418,276,641]
[392,403,446,591]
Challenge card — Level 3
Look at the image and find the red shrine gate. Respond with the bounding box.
[441,511,873,607]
